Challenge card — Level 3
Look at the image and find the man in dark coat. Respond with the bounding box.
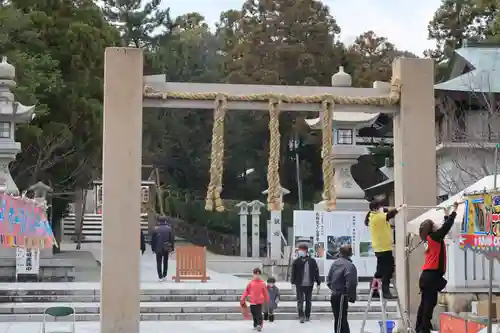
[151,216,175,281]
[327,244,358,333]
[291,242,321,323]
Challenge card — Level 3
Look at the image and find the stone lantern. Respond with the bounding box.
[0,56,35,195]
[305,67,383,211]
[28,181,53,210]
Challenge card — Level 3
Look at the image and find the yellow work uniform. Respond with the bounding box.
[368,212,393,253]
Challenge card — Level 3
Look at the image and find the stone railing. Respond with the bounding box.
[168,217,239,256]
[62,213,240,256]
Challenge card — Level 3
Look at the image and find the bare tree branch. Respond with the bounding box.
[436,71,500,196]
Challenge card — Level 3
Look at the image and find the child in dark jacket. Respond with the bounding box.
[263,277,280,322]
[241,268,270,331]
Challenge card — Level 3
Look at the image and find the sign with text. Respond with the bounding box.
[16,247,40,276]
[270,211,282,259]
[459,192,500,257]
[0,193,55,249]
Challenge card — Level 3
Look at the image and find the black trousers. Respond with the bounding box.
[296,285,313,318]
[250,304,263,327]
[415,271,447,333]
[331,294,349,333]
[415,289,438,333]
[155,251,169,279]
[374,250,395,293]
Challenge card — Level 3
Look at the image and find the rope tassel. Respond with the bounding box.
[205,95,227,212]
[267,99,282,211]
[321,99,336,211]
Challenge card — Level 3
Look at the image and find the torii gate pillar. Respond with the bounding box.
[101,48,142,333]
[393,58,436,324]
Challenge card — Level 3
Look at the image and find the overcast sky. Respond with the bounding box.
[164,0,440,56]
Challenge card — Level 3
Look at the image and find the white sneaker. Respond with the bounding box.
[158,277,164,282]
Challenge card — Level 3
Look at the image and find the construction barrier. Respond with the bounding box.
[173,245,210,282]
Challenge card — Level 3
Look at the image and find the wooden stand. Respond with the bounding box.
[172,245,210,282]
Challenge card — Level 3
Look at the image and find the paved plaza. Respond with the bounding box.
[0,320,382,333]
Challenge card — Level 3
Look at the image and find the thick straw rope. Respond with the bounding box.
[267,99,281,211]
[143,77,400,105]
[148,77,402,212]
[205,95,227,212]
[321,99,335,211]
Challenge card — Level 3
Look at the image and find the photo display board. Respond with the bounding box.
[293,210,376,278]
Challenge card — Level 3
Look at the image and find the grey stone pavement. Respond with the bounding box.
[0,320,382,333]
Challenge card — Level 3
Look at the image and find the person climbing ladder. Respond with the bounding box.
[365,198,405,299]
[415,201,458,333]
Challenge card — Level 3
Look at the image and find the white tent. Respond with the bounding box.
[407,175,500,238]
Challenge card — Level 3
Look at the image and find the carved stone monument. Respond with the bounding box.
[248,200,265,258]
[236,201,249,257]
[262,187,289,259]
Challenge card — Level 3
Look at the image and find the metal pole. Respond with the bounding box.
[487,143,498,333]
[295,150,303,210]
[293,135,304,210]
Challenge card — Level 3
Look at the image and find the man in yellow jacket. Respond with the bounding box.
[364,199,405,299]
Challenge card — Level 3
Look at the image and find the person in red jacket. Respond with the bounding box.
[415,201,458,333]
[241,268,270,331]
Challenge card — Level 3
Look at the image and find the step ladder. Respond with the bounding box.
[359,278,414,333]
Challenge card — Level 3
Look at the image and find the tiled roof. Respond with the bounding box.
[434,47,500,93]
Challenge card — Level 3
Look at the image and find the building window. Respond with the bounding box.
[336,129,353,145]
[0,122,11,139]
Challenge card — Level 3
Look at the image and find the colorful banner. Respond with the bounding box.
[459,192,500,257]
[0,193,55,249]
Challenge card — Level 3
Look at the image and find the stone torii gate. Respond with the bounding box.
[101,48,435,333]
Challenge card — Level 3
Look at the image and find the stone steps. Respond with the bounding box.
[0,284,375,296]
[0,300,397,314]
[0,311,400,322]
[0,293,375,303]
[0,284,398,322]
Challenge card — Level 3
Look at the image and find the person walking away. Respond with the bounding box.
[263,276,280,322]
[415,201,458,333]
[327,244,358,333]
[140,230,146,255]
[151,216,175,282]
[364,198,405,299]
[291,243,321,323]
[240,268,270,331]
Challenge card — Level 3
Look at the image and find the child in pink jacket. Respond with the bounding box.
[241,268,270,331]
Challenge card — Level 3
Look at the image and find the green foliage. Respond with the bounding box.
[1,0,448,239]
[0,0,121,234]
[426,0,499,62]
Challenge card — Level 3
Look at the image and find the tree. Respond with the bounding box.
[347,31,417,87]
[214,0,346,203]
[103,0,173,48]
[426,0,498,61]
[142,13,223,197]
[0,0,121,247]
